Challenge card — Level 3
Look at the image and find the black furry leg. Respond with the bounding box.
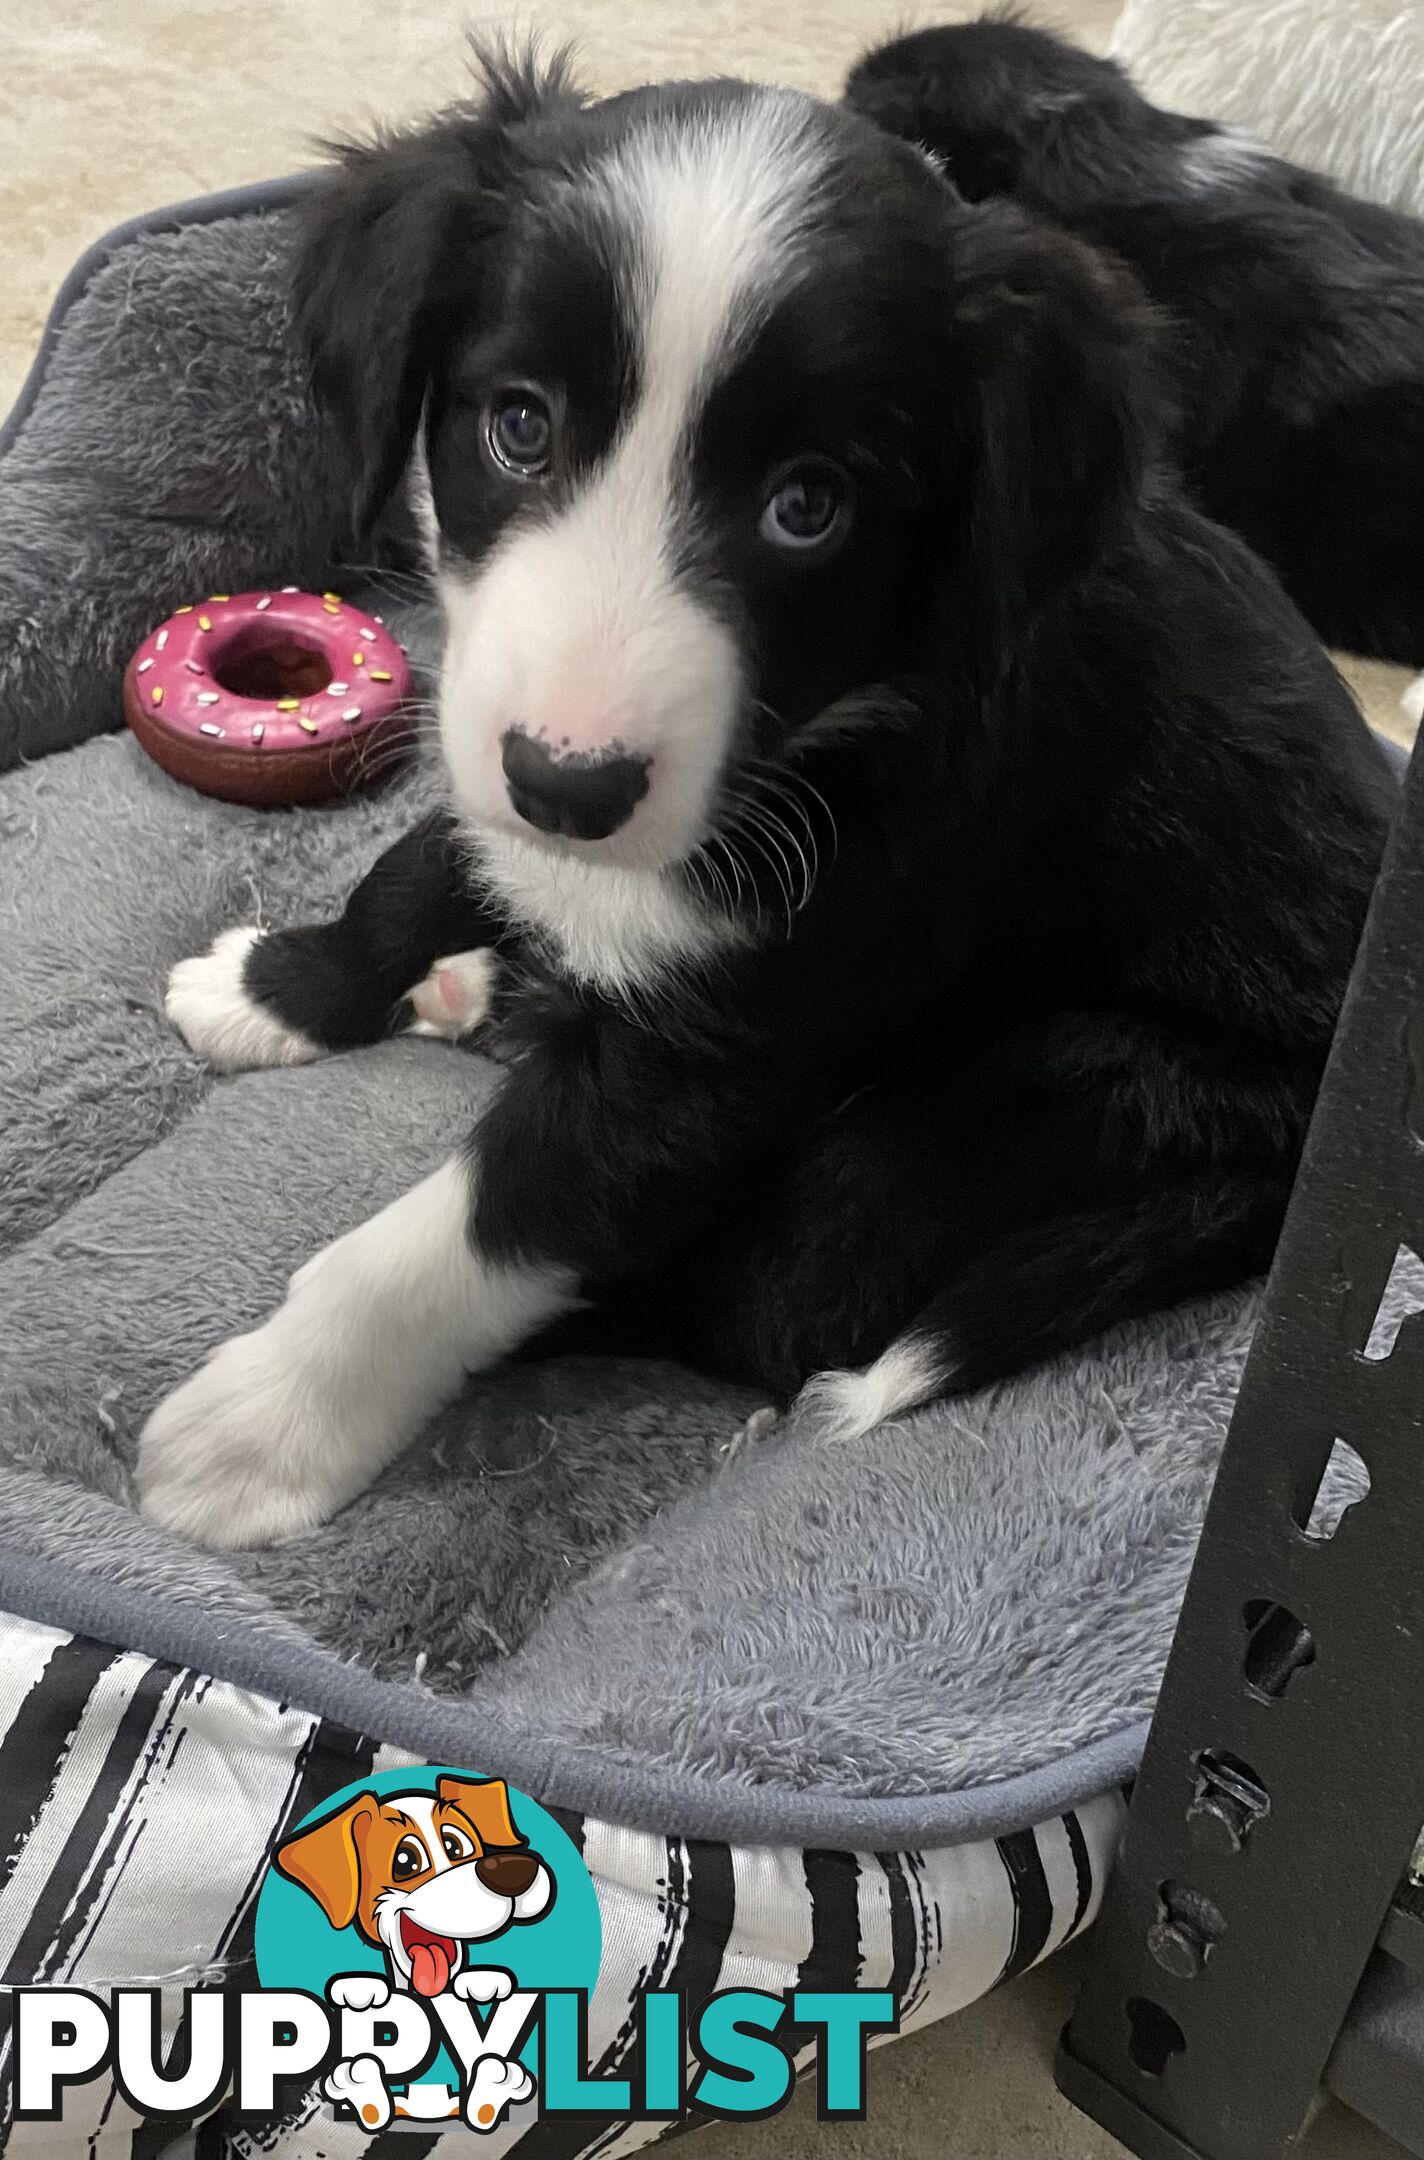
[907,1172,1288,1398]
[244,811,504,1047]
[635,1017,1304,1404]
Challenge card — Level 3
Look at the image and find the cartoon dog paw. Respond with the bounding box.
[452,1967,515,2006]
[324,2054,393,2130]
[328,1972,391,2013]
[463,2054,535,2132]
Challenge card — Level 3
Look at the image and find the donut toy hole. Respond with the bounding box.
[209,626,333,701]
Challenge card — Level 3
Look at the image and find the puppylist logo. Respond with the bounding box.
[11,1768,896,2134]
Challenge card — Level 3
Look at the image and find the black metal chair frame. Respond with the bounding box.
[1057,735,1424,2158]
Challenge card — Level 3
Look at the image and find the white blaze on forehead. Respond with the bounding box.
[591,89,831,448]
[437,92,833,951]
[554,93,830,696]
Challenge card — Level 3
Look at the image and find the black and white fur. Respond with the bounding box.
[137,50,1394,1549]
[849,14,1424,697]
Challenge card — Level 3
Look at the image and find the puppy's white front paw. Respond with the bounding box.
[138,1160,508,1549]
[324,2055,393,2131]
[408,950,498,1040]
[464,2054,535,2132]
[166,925,320,1072]
[1403,671,1424,730]
[136,1308,384,1547]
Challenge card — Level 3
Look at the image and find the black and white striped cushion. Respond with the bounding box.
[0,1613,1123,2159]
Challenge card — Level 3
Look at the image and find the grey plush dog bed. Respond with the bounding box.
[0,184,1385,2157]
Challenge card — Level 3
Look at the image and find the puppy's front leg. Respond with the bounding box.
[136,1154,573,1548]
[167,812,503,1071]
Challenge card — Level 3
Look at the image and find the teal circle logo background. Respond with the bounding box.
[254,1767,600,2087]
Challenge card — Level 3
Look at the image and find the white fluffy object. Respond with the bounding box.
[1112,0,1424,216]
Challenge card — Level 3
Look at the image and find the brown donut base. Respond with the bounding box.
[123,663,415,807]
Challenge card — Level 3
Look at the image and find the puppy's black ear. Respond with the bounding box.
[944,203,1165,680]
[293,45,581,535]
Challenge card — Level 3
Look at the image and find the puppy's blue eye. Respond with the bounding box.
[759,462,850,551]
[486,392,554,476]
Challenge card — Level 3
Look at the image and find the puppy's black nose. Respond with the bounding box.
[475,1849,541,1897]
[502,729,650,841]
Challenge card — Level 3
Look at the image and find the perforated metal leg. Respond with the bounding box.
[1058,735,1424,2160]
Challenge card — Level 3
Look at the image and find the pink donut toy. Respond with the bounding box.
[123,588,414,806]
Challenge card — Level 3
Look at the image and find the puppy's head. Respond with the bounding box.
[275,1774,553,1997]
[296,49,1160,874]
[845,21,1155,204]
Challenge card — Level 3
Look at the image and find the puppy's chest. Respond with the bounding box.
[474,829,735,999]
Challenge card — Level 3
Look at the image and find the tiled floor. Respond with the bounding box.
[695,1945,1404,2160]
[2,5,1412,2154]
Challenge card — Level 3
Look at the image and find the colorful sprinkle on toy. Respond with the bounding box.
[276,697,300,712]
[199,722,223,738]
[251,722,266,744]
[197,614,212,632]
[184,659,205,675]
[155,629,169,651]
[137,657,154,673]
[352,651,365,666]
[298,715,320,735]
[196,692,219,706]
[255,596,272,611]
[326,681,350,695]
[150,685,163,706]
[368,669,392,683]
[342,705,362,722]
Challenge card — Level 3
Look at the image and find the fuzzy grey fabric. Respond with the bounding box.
[0,208,348,768]
[0,198,1378,1812]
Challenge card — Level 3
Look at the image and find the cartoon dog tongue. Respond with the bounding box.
[409,1937,453,1997]
[404,1935,453,1995]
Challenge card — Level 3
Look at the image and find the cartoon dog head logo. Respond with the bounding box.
[254,1766,598,2133]
[275,1774,554,1999]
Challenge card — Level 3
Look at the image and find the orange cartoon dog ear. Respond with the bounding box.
[437,1775,524,1850]
[275,1793,378,1929]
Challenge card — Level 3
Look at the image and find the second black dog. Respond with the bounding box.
[849,15,1424,672]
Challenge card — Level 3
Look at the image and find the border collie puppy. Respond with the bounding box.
[137,51,1394,1549]
[847,16,1424,678]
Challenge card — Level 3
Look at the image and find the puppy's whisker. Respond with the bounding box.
[708,832,751,920]
[326,559,437,601]
[745,802,811,916]
[724,789,814,921]
[685,849,734,922]
[344,701,443,789]
[717,808,797,936]
[757,778,822,894]
[696,828,760,931]
[742,717,842,879]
